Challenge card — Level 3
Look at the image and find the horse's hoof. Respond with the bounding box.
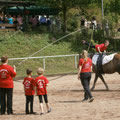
[91,87,94,91]
[106,88,109,91]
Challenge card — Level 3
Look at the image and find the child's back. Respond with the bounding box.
[23,69,36,114]
[35,75,49,95]
[23,77,35,96]
[34,68,51,115]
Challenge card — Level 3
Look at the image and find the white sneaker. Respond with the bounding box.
[47,108,52,113]
[89,97,94,102]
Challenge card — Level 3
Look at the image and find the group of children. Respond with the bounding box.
[23,67,51,115]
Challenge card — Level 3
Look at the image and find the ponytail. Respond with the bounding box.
[82,50,88,62]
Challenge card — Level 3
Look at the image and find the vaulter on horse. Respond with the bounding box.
[82,40,109,74]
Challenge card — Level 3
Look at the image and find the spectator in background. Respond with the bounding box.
[81,17,85,27]
[3,14,8,23]
[8,15,13,24]
[0,15,3,29]
[12,15,17,24]
[105,20,110,37]
[84,19,88,28]
[91,16,97,30]
[0,56,16,115]
[81,17,86,35]
[0,15,3,24]
[97,21,101,30]
[46,15,51,31]
[29,15,38,28]
[87,20,91,28]
[17,15,23,30]
[56,16,61,32]
[51,16,56,33]
[29,16,33,24]
[36,16,40,26]
[17,15,23,26]
[0,14,7,29]
[40,14,46,25]
[32,15,38,28]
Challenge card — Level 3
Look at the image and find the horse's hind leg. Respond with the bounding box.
[91,73,99,91]
[99,74,109,90]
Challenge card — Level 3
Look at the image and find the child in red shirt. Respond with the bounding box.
[82,40,109,73]
[23,69,35,114]
[34,67,51,115]
[82,40,109,53]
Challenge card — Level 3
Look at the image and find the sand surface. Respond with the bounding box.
[0,73,120,120]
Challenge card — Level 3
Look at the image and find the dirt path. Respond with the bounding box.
[0,73,120,120]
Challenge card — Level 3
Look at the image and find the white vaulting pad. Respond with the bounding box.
[92,53,117,65]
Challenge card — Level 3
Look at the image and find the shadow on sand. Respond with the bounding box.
[70,89,120,92]
[58,100,82,103]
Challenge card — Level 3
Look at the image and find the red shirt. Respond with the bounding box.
[0,64,16,88]
[34,76,49,95]
[95,44,107,52]
[23,77,35,96]
[79,58,92,73]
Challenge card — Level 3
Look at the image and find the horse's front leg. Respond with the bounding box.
[91,73,99,91]
[99,74,109,90]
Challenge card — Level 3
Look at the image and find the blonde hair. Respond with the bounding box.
[105,40,109,44]
[37,67,44,75]
[82,50,88,62]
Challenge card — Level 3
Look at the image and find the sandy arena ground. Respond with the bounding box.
[0,73,120,120]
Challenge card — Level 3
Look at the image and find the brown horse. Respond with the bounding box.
[91,53,120,90]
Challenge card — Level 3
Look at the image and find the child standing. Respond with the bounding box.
[34,67,51,115]
[23,69,35,114]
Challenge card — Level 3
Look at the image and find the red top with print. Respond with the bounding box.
[23,77,35,96]
[34,76,49,95]
[79,58,92,73]
[0,64,16,88]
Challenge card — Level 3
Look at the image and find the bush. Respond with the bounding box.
[66,8,80,32]
[67,18,78,31]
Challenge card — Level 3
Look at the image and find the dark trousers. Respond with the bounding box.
[0,91,1,112]
[85,42,95,48]
[38,94,48,103]
[97,53,104,74]
[0,93,1,113]
[80,72,93,100]
[0,88,13,114]
[26,95,34,113]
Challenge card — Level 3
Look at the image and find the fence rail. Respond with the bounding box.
[9,54,79,70]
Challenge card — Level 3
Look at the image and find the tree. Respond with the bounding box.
[109,0,120,23]
[13,0,108,32]
[104,0,120,23]
[35,0,94,32]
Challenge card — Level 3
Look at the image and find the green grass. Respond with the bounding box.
[1,29,119,77]
[0,31,79,77]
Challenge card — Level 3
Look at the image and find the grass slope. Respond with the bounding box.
[0,31,79,77]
